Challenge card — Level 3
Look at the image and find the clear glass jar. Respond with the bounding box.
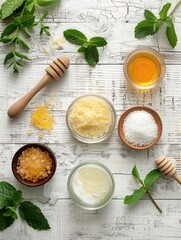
[66,94,116,143]
[123,47,166,90]
[67,161,115,210]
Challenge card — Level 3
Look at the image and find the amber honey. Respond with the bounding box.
[124,48,165,89]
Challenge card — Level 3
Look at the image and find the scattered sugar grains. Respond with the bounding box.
[16,147,52,182]
[31,103,54,132]
[123,110,158,146]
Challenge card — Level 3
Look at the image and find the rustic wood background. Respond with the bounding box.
[0,0,181,239]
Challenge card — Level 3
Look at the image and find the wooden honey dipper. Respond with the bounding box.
[7,56,70,118]
[155,156,181,184]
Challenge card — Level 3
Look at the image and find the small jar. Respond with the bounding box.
[66,94,116,143]
[67,161,115,210]
[123,47,166,89]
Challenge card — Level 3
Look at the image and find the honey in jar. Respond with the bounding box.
[124,48,165,89]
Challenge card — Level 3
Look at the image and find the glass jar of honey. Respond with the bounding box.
[123,47,166,89]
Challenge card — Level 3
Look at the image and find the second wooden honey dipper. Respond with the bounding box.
[7,56,70,118]
[155,156,181,185]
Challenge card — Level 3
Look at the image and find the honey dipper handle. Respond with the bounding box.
[173,172,181,185]
[7,73,53,118]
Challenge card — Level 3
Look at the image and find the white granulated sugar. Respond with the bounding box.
[123,110,158,146]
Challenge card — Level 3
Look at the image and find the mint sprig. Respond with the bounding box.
[63,29,107,66]
[135,2,181,47]
[0,0,59,73]
[0,182,50,231]
[124,165,162,213]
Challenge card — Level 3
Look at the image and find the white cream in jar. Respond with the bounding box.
[68,162,114,209]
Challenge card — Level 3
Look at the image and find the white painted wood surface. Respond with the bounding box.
[0,0,181,239]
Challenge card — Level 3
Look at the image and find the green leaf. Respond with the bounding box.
[124,187,146,205]
[0,0,25,19]
[0,182,16,206]
[26,2,34,12]
[12,61,21,73]
[16,38,30,49]
[15,51,30,60]
[131,165,142,184]
[166,22,178,47]
[0,209,14,231]
[19,201,50,230]
[1,23,18,38]
[4,52,14,64]
[89,37,107,47]
[165,16,173,28]
[77,46,86,52]
[135,20,155,39]
[144,169,161,189]
[144,10,157,21]
[12,190,23,206]
[0,37,12,43]
[159,3,171,19]
[37,0,58,6]
[16,15,35,28]
[63,29,87,45]
[3,206,18,219]
[152,21,161,33]
[84,46,99,66]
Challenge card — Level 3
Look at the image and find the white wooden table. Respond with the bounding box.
[1,0,181,239]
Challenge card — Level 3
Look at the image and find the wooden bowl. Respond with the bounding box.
[118,106,162,150]
[12,143,57,187]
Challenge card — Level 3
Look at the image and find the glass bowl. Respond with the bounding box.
[67,161,115,210]
[123,47,166,89]
[66,94,116,143]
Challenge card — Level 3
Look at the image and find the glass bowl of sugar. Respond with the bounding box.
[118,106,162,150]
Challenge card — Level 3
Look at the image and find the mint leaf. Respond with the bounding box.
[153,21,161,33]
[15,52,30,60]
[12,190,23,206]
[0,37,12,43]
[0,182,16,207]
[19,201,50,230]
[159,3,171,19]
[144,169,161,189]
[89,37,107,47]
[144,10,157,21]
[0,0,25,19]
[124,166,162,212]
[15,15,35,28]
[1,23,18,38]
[63,29,87,45]
[165,16,173,28]
[132,165,142,184]
[4,52,14,64]
[0,209,14,231]
[84,46,99,66]
[166,22,177,47]
[26,2,34,12]
[16,38,30,49]
[135,20,155,38]
[3,206,18,219]
[124,187,146,205]
[77,46,86,52]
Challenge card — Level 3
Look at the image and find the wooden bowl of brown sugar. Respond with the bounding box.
[12,143,57,187]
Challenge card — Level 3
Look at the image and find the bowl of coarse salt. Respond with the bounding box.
[118,106,162,150]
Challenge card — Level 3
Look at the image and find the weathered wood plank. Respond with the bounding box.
[0,200,181,240]
[1,22,181,65]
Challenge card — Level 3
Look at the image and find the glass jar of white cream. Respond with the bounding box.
[66,94,116,143]
[67,161,115,210]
